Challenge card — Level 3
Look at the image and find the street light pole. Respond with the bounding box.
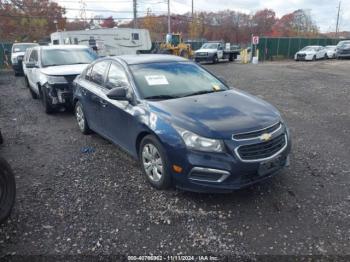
[167,0,171,33]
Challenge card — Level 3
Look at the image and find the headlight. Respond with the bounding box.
[174,126,224,152]
[46,75,68,85]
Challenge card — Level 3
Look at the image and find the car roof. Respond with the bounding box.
[113,54,188,65]
[13,42,38,46]
[34,45,89,50]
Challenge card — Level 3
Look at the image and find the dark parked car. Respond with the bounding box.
[336,40,350,59]
[0,130,16,224]
[73,55,291,193]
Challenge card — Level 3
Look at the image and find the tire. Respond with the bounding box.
[312,55,316,61]
[41,87,55,114]
[25,77,38,99]
[212,55,218,64]
[324,54,328,59]
[139,135,172,190]
[229,54,234,62]
[75,101,91,135]
[0,130,3,145]
[0,157,16,224]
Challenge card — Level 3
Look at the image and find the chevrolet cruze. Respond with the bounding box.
[73,55,291,192]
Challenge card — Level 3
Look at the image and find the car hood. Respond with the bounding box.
[40,64,90,76]
[12,52,25,58]
[147,89,281,139]
[195,48,216,53]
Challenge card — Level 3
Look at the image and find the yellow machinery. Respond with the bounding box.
[159,33,193,58]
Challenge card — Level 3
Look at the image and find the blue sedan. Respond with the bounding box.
[73,55,291,193]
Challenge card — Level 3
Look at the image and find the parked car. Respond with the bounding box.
[336,40,350,59]
[324,45,337,59]
[11,42,39,76]
[23,45,97,113]
[294,46,327,61]
[73,55,291,193]
[0,130,16,224]
[194,42,239,63]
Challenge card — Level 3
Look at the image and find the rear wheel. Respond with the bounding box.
[229,54,234,62]
[139,135,171,190]
[312,55,316,61]
[0,157,16,224]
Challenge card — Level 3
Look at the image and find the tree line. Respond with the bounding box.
[0,0,320,44]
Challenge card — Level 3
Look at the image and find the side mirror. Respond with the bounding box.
[25,62,38,68]
[107,87,128,101]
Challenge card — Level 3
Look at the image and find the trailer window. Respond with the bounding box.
[132,33,139,41]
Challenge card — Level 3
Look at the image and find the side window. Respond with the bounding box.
[106,62,128,89]
[90,61,110,85]
[85,66,93,81]
[131,33,139,41]
[29,50,38,63]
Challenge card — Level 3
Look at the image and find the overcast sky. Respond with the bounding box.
[55,0,349,32]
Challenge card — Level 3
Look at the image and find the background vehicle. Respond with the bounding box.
[51,28,152,56]
[11,42,38,75]
[0,130,16,224]
[73,54,291,193]
[324,45,337,59]
[336,40,350,59]
[194,42,240,63]
[158,33,193,58]
[294,46,327,61]
[23,45,97,113]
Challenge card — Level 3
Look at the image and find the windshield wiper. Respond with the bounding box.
[182,90,222,97]
[144,95,179,100]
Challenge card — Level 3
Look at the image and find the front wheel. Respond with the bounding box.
[41,87,55,114]
[212,55,219,64]
[312,55,316,61]
[0,157,16,224]
[139,135,171,190]
[75,101,91,135]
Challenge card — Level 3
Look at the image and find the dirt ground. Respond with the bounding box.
[0,60,349,260]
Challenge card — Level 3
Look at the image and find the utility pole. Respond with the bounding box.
[335,1,341,38]
[167,0,171,33]
[133,0,137,28]
[192,0,194,19]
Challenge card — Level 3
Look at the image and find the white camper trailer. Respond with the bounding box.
[50,28,152,56]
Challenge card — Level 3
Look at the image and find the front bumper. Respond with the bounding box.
[336,52,350,58]
[195,53,215,62]
[45,84,73,107]
[167,125,291,193]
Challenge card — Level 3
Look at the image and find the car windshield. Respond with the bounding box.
[13,44,37,53]
[325,46,336,50]
[41,48,97,67]
[300,46,317,51]
[130,62,229,100]
[337,42,350,48]
[201,43,219,49]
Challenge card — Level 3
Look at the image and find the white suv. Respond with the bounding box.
[11,42,38,75]
[23,45,97,113]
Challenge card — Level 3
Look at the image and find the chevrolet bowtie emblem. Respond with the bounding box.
[260,133,272,142]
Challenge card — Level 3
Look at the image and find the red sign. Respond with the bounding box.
[252,36,259,45]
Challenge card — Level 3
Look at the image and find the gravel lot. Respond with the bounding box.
[0,60,349,260]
